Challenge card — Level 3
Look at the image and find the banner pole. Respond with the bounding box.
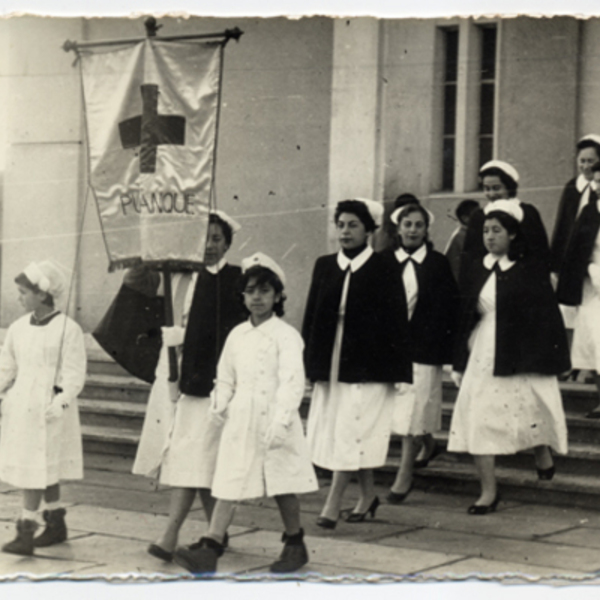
[162,264,179,383]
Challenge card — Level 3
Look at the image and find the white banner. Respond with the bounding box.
[79,39,222,269]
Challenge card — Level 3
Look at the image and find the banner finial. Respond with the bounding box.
[144,17,162,38]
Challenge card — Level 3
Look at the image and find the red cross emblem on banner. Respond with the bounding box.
[119,84,186,174]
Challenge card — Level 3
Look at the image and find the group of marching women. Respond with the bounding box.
[3,134,600,574]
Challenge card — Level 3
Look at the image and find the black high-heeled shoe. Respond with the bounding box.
[316,516,338,529]
[414,443,443,470]
[386,482,413,505]
[467,493,500,516]
[345,496,380,523]
[537,465,555,481]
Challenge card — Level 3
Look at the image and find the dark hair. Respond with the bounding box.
[455,199,480,224]
[577,139,600,161]
[208,213,233,247]
[240,265,286,317]
[14,273,54,307]
[483,210,527,261]
[394,193,420,210]
[479,167,518,198]
[334,200,377,233]
[591,161,600,175]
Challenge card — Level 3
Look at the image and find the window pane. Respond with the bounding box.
[479,136,493,167]
[481,26,497,80]
[444,84,457,135]
[479,82,495,134]
[445,29,459,82]
[443,137,455,190]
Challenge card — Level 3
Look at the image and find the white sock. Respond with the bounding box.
[21,508,38,522]
[45,501,62,511]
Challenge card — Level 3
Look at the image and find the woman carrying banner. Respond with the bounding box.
[0,261,87,556]
[133,211,246,562]
[174,253,318,574]
[303,199,412,529]
[385,202,459,503]
[449,201,569,514]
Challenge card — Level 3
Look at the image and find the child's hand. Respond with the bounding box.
[46,394,68,421]
[209,391,228,425]
[264,421,289,450]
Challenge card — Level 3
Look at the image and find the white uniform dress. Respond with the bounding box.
[448,257,568,455]
[133,266,226,488]
[0,313,86,489]
[307,249,395,471]
[391,246,442,437]
[571,225,600,371]
[132,272,194,477]
[211,316,318,501]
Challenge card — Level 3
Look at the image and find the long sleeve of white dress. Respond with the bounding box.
[0,327,18,395]
[54,320,87,406]
[212,333,237,413]
[272,328,305,427]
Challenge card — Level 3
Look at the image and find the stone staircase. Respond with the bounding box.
[82,341,600,509]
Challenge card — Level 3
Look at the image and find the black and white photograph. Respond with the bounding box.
[0,1,600,592]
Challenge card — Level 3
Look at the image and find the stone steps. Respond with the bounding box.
[78,354,600,508]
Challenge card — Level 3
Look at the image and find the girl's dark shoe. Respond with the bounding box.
[2,519,38,556]
[346,496,380,523]
[414,443,443,470]
[174,536,224,575]
[467,493,500,516]
[147,543,173,562]
[270,529,309,573]
[537,465,555,481]
[33,508,67,547]
[386,483,413,504]
[316,516,337,529]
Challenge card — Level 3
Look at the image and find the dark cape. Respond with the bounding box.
[458,202,550,291]
[550,177,597,275]
[93,264,245,388]
[93,267,164,383]
[178,264,246,397]
[454,258,570,376]
[302,251,412,384]
[556,200,600,307]
[383,247,459,366]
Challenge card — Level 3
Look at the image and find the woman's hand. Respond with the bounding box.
[589,264,600,294]
[161,326,186,348]
[451,371,463,388]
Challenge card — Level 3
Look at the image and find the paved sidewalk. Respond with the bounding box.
[1,454,600,583]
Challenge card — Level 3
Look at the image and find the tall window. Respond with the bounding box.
[478,25,497,168]
[442,29,459,191]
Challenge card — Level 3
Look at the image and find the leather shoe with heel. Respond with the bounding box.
[316,516,337,530]
[537,465,555,481]
[467,493,500,515]
[386,482,413,505]
[346,496,380,523]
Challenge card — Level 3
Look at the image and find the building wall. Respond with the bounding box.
[496,17,579,233]
[1,17,85,326]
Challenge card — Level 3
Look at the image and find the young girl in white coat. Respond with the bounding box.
[0,261,86,556]
[174,253,318,575]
